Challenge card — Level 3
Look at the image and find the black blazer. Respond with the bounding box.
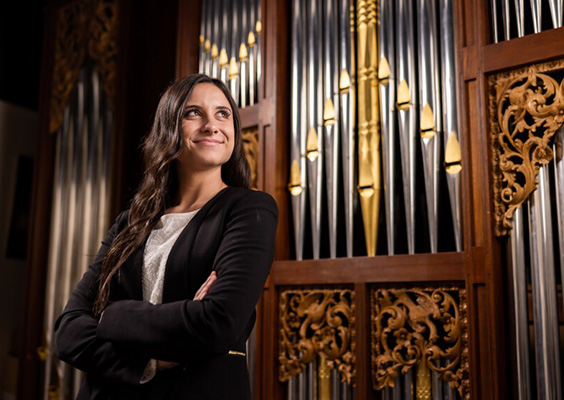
[55,187,278,399]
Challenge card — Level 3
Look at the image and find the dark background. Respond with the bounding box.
[0,1,45,110]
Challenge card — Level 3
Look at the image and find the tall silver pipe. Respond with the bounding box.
[514,0,526,37]
[203,0,214,76]
[530,0,542,33]
[211,0,221,78]
[339,0,354,258]
[440,0,463,252]
[528,166,562,400]
[379,0,397,255]
[255,0,262,101]
[42,106,68,400]
[396,0,417,254]
[548,0,563,27]
[491,0,499,43]
[231,0,240,68]
[509,206,531,400]
[289,0,307,261]
[221,0,230,62]
[432,368,444,400]
[239,43,248,108]
[501,0,511,41]
[308,361,316,399]
[299,370,307,400]
[288,376,297,400]
[199,0,207,73]
[248,32,256,106]
[392,375,401,400]
[255,19,262,101]
[306,0,323,259]
[248,0,257,105]
[240,0,249,106]
[417,0,441,253]
[323,0,339,259]
[554,126,564,359]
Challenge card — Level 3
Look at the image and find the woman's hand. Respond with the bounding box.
[193,271,217,301]
[156,360,180,371]
[155,271,217,371]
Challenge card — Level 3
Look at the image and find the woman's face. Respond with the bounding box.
[178,83,235,173]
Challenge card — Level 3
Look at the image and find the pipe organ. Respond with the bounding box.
[198,0,261,108]
[29,0,564,399]
[288,0,462,258]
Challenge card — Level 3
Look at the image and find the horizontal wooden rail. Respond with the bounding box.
[272,252,465,285]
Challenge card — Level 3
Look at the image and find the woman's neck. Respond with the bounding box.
[167,169,226,213]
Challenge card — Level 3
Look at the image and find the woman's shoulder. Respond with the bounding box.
[225,187,278,209]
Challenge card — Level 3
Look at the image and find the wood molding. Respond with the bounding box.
[272,253,465,285]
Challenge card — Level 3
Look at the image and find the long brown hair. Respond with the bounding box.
[93,74,250,315]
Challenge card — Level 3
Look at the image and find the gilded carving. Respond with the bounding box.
[279,289,356,386]
[489,59,564,235]
[371,288,469,399]
[242,128,259,189]
[50,0,119,133]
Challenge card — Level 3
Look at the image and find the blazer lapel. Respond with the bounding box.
[161,187,231,303]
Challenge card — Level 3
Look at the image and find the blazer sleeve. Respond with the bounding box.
[96,190,279,362]
[54,211,149,384]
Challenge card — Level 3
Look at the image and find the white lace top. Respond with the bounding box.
[142,210,199,305]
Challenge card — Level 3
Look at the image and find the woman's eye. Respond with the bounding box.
[218,110,230,119]
[185,109,200,118]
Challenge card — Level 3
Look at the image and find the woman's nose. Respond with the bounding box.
[202,116,218,133]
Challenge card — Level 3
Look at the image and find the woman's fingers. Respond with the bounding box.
[193,271,217,300]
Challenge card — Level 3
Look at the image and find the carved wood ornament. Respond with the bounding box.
[50,0,118,133]
[242,128,259,189]
[489,59,564,236]
[279,289,356,386]
[371,288,469,399]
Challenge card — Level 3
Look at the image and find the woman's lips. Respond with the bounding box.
[193,138,224,146]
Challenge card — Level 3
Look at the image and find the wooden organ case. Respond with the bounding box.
[174,0,564,399]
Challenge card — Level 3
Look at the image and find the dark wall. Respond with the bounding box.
[0,1,45,110]
[113,0,179,213]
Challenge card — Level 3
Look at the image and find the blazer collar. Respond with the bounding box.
[161,186,231,303]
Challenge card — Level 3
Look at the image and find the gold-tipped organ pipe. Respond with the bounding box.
[396,0,417,254]
[339,0,356,258]
[357,0,381,257]
[306,0,324,259]
[239,43,248,108]
[378,0,397,255]
[289,0,307,261]
[229,57,240,106]
[323,0,340,259]
[440,0,463,251]
[417,0,441,253]
[248,31,256,106]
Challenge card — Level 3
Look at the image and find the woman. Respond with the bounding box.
[55,74,278,399]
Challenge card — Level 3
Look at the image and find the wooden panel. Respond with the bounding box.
[483,27,564,73]
[272,253,465,285]
[175,0,200,76]
[354,283,376,400]
[239,104,260,129]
